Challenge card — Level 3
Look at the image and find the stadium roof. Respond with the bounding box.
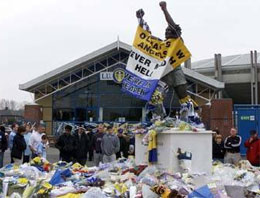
[19,41,130,91]
[192,53,260,69]
[19,41,224,95]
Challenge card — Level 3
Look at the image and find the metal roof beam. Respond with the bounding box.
[35,61,126,102]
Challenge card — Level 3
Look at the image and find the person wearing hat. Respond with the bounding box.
[116,129,129,159]
[101,126,120,163]
[212,134,225,162]
[244,130,260,166]
[55,125,76,163]
[29,122,47,159]
[73,126,90,166]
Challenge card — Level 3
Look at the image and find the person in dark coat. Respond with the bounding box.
[11,126,26,165]
[116,129,129,159]
[92,125,105,166]
[213,134,225,162]
[87,128,94,161]
[74,127,90,166]
[0,126,8,168]
[55,125,76,163]
[224,128,242,165]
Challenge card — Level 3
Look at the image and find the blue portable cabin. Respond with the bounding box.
[234,105,260,155]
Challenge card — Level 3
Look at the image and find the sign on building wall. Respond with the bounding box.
[100,68,125,84]
[100,72,113,80]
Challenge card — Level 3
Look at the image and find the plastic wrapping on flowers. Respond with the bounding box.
[0,157,259,197]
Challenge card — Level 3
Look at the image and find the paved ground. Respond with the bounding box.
[3,147,95,167]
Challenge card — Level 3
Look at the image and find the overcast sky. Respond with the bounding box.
[1,0,259,102]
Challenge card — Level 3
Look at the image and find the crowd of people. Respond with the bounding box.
[0,122,135,168]
[0,122,48,167]
[55,124,135,166]
[0,122,259,168]
[212,127,260,166]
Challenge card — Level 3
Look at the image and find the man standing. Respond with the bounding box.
[244,130,260,166]
[92,125,104,166]
[11,126,27,166]
[86,127,94,161]
[0,126,8,168]
[116,129,128,159]
[29,123,46,159]
[23,123,32,163]
[8,123,18,163]
[74,127,89,166]
[101,126,120,163]
[55,125,75,163]
[224,128,242,165]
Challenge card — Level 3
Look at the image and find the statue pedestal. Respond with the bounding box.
[135,129,214,174]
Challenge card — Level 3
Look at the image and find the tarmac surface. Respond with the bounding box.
[3,147,95,167]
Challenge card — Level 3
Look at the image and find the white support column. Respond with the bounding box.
[254,50,258,104]
[142,107,146,122]
[99,107,103,122]
[214,54,223,99]
[250,51,257,104]
[184,58,191,69]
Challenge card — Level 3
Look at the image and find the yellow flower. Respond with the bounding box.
[13,164,19,170]
[42,182,52,190]
[37,189,46,194]
[17,178,28,185]
[154,120,162,126]
[72,163,82,169]
[37,182,52,194]
[33,157,41,164]
[114,183,128,194]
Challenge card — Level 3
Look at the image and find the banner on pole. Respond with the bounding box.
[122,26,191,101]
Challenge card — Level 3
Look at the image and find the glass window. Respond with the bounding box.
[86,94,98,107]
[126,108,142,121]
[98,81,122,94]
[54,97,72,108]
[53,109,75,121]
[86,109,98,122]
[103,108,142,122]
[99,94,122,107]
[75,108,86,121]
[121,94,146,107]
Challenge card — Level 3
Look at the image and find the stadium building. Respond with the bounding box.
[19,41,225,135]
[192,52,259,104]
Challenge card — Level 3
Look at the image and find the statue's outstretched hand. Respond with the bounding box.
[159,1,167,11]
[136,9,145,18]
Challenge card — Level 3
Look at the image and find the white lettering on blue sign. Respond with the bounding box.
[250,116,255,121]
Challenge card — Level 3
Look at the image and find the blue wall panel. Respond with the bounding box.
[234,105,260,155]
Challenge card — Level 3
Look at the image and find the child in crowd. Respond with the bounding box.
[37,135,48,159]
[213,134,225,162]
